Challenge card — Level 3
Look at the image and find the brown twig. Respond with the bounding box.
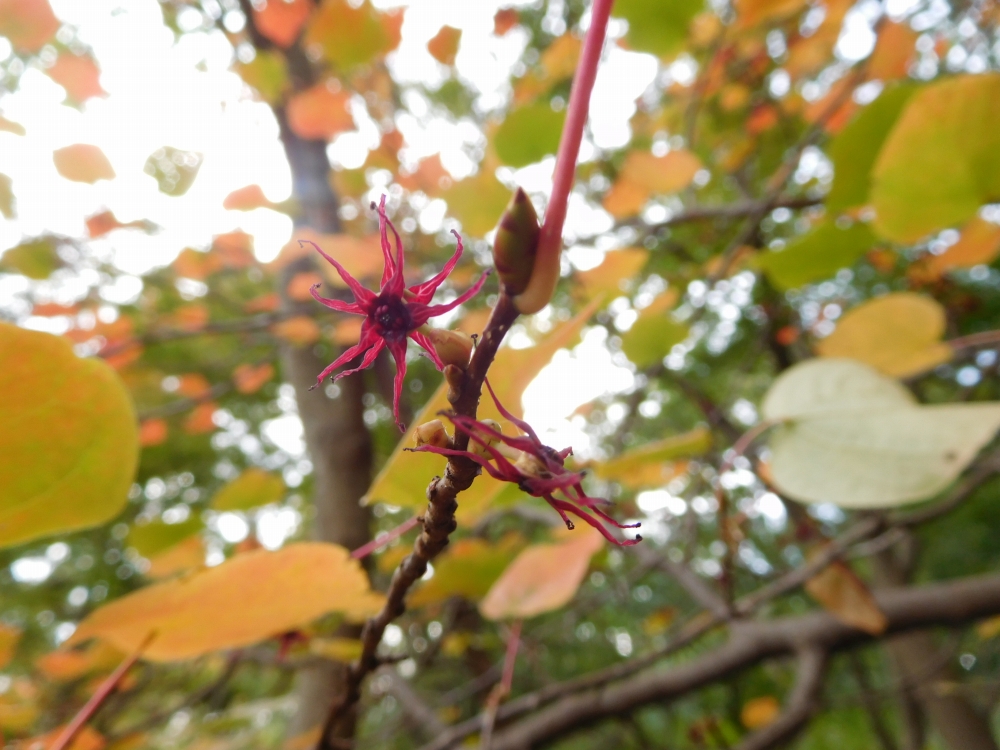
[317,293,521,749]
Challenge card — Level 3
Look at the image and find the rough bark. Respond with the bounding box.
[276,109,373,741]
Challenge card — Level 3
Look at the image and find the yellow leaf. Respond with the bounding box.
[480,527,604,620]
[70,543,384,661]
[923,216,1000,277]
[741,696,781,729]
[593,427,712,482]
[211,468,285,511]
[441,165,512,237]
[24,725,105,750]
[364,297,603,518]
[805,558,887,635]
[575,248,650,300]
[309,637,363,662]
[0,324,137,547]
[815,292,952,378]
[36,641,124,682]
[976,614,1000,640]
[603,150,701,218]
[410,534,526,607]
[735,0,807,28]
[53,144,115,183]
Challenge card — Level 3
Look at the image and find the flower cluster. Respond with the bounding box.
[409,380,641,547]
[306,196,490,430]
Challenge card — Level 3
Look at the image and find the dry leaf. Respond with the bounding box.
[254,0,312,48]
[805,559,888,635]
[287,82,354,140]
[427,25,461,65]
[53,144,115,183]
[741,696,781,728]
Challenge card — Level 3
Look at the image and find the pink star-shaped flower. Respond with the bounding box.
[305,196,490,430]
[409,380,642,546]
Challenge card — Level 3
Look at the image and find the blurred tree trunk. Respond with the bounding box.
[276,111,373,741]
[874,536,998,750]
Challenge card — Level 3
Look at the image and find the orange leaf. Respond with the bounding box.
[331,317,363,345]
[272,316,321,346]
[747,104,780,133]
[245,292,281,313]
[493,8,518,35]
[85,210,150,239]
[741,696,781,729]
[253,0,312,48]
[176,373,211,398]
[47,53,106,102]
[924,216,1000,277]
[0,0,60,52]
[31,302,79,317]
[274,228,384,284]
[735,0,807,28]
[36,642,123,682]
[169,303,209,332]
[869,22,917,81]
[70,543,384,661]
[621,149,703,194]
[396,153,452,195]
[287,82,355,140]
[576,248,650,299]
[803,79,857,133]
[212,231,256,268]
[25,725,106,750]
[480,527,604,620]
[223,184,277,211]
[0,623,21,670]
[805,559,887,635]
[183,402,217,435]
[287,271,324,301]
[427,25,461,65]
[174,248,221,280]
[0,114,26,135]
[602,179,649,219]
[233,362,274,394]
[138,419,168,447]
[53,144,115,183]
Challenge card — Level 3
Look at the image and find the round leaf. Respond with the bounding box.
[493,103,566,168]
[70,543,384,661]
[762,359,1000,508]
[0,323,138,547]
[815,292,952,377]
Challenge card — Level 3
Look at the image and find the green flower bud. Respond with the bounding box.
[492,187,540,295]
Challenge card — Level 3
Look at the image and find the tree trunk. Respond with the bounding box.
[276,111,373,742]
[874,536,998,750]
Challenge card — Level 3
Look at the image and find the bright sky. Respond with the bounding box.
[0,0,882,454]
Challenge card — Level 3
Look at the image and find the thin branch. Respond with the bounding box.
[848,653,899,750]
[637,196,822,234]
[137,382,232,421]
[350,516,420,560]
[635,546,731,620]
[99,311,289,359]
[383,668,447,739]
[52,634,154,750]
[317,293,521,749]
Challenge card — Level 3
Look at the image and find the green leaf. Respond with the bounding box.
[0,237,61,279]
[236,51,289,104]
[621,313,689,368]
[612,0,703,57]
[0,323,138,547]
[872,73,1000,243]
[493,102,565,168]
[211,468,285,511]
[826,83,916,214]
[128,518,203,559]
[757,222,875,290]
[0,173,14,219]
[441,165,512,236]
[304,0,399,73]
[761,359,1000,508]
[593,426,712,481]
[144,147,202,197]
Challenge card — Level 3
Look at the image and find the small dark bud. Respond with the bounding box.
[492,187,540,295]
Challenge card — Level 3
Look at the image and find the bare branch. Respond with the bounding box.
[382,668,447,739]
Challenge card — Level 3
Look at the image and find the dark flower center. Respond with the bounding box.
[371,294,412,337]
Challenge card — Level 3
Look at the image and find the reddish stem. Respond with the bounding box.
[499,619,523,694]
[538,0,613,260]
[350,515,420,560]
[50,633,155,750]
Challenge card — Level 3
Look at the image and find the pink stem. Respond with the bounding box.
[50,632,155,750]
[500,619,523,694]
[537,0,613,261]
[350,516,420,560]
